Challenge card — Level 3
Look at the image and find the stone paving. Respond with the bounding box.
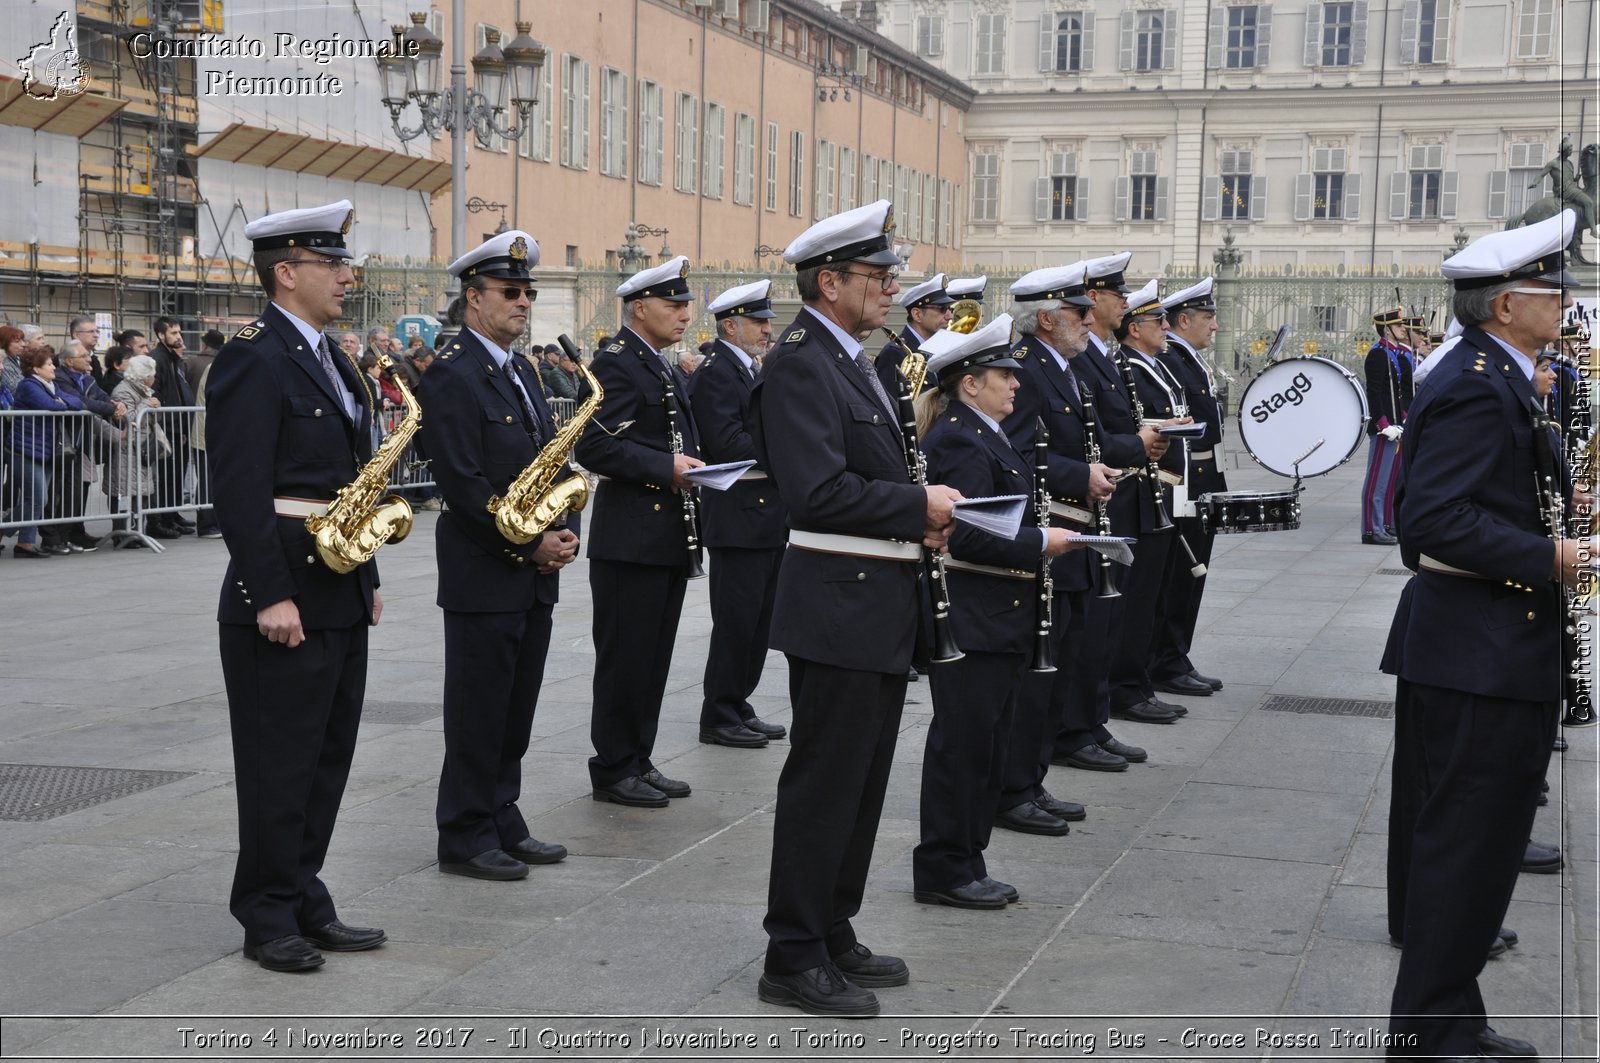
[0,457,1593,1061]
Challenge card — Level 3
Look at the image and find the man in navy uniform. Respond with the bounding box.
[419,231,578,882]
[575,256,705,808]
[1151,277,1226,698]
[1361,305,1414,545]
[997,263,1120,832]
[206,200,387,972]
[753,200,961,1018]
[1381,209,1583,1061]
[875,272,954,396]
[691,279,789,749]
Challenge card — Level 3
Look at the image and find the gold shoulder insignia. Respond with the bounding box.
[234,324,263,342]
[605,342,625,354]
[785,329,806,343]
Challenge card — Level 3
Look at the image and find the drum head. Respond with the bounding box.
[1237,357,1369,477]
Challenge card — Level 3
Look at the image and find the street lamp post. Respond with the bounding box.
[377,4,545,299]
[617,223,671,275]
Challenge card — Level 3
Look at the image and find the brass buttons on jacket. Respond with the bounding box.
[1527,611,1537,621]
[653,503,662,511]
[314,409,324,417]
[856,572,865,581]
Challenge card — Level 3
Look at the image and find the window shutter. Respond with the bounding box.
[1294,172,1313,219]
[600,72,613,171]
[1081,11,1096,68]
[1439,169,1458,219]
[1344,172,1362,220]
[1431,0,1451,61]
[1399,0,1419,60]
[1040,13,1058,71]
[579,62,591,165]
[1250,175,1268,220]
[1202,175,1221,220]
[1258,5,1273,64]
[1115,175,1130,220]
[1162,10,1178,68]
[749,0,770,32]
[1075,177,1090,220]
[932,16,945,55]
[1351,0,1370,64]
[1119,10,1136,69]
[1207,7,1226,68]
[714,0,738,18]
[1487,170,1509,219]
[1155,176,1170,221]
[1036,176,1053,221]
[1303,3,1324,66]
[619,76,630,177]
[1389,171,1409,219]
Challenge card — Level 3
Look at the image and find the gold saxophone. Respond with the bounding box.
[487,356,601,544]
[306,353,417,574]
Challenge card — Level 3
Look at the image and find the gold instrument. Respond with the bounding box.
[486,336,599,544]
[306,352,417,574]
[950,298,983,334]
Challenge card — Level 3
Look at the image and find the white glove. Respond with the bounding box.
[1379,425,1403,442]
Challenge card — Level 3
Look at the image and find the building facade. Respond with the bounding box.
[871,0,1594,275]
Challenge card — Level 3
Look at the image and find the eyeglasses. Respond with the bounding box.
[833,268,899,292]
[283,257,350,273]
[490,285,538,302]
[1505,287,1567,297]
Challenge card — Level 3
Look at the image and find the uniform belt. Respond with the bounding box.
[1417,554,1490,580]
[274,496,330,519]
[944,558,1034,581]
[788,529,922,562]
[1049,499,1093,524]
[1190,449,1214,461]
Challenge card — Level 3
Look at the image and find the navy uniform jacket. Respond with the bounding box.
[417,328,560,610]
[1365,339,1415,434]
[754,307,928,674]
[1078,336,1167,534]
[1159,335,1228,500]
[574,325,702,566]
[925,401,1044,655]
[1126,347,1188,482]
[689,339,787,550]
[1001,334,1094,593]
[874,324,929,399]
[206,303,378,628]
[1380,327,1563,702]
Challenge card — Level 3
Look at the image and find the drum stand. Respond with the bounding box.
[1290,438,1324,526]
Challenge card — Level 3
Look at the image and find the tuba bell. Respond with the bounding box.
[949,298,984,334]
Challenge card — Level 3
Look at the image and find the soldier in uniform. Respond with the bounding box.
[206,201,387,972]
[753,200,960,1018]
[1151,278,1226,698]
[875,273,954,397]
[575,256,705,809]
[1361,306,1415,545]
[1381,210,1582,1061]
[997,263,1122,829]
[912,316,1084,910]
[691,280,789,749]
[419,231,578,882]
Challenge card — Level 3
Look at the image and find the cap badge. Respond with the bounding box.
[882,213,895,235]
[510,236,528,261]
[340,209,355,235]
[679,260,691,279]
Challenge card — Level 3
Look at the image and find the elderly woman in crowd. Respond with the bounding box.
[0,325,26,395]
[105,353,169,542]
[6,346,84,558]
[99,344,133,396]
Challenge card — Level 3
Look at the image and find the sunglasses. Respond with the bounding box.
[487,285,538,302]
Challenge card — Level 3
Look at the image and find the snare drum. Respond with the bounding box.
[1197,490,1302,534]
[1237,357,1369,478]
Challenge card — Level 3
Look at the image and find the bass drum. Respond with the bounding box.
[1236,356,1369,477]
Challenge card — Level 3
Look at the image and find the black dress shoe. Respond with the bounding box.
[11,546,50,559]
[831,942,909,987]
[1111,700,1179,724]
[913,880,1007,910]
[1190,669,1223,691]
[758,963,879,1017]
[1035,788,1087,821]
[1476,1026,1537,1058]
[1149,695,1188,717]
[980,876,1020,903]
[1100,736,1148,762]
[504,836,567,864]
[1056,744,1129,772]
[743,716,787,739]
[995,802,1070,836]
[1553,734,1569,752]
[640,768,691,798]
[67,535,101,552]
[242,934,324,972]
[1361,532,1399,545]
[593,776,670,808]
[301,920,387,951]
[439,849,529,881]
[699,723,768,748]
[1153,672,1213,696]
[144,523,180,540]
[1521,839,1563,874]
[1498,926,1518,948]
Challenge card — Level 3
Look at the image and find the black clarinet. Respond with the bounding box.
[661,371,707,579]
[1112,345,1177,534]
[893,369,964,664]
[1029,416,1056,673]
[1078,380,1122,599]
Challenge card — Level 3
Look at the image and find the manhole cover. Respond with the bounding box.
[0,764,194,822]
[1258,695,1394,718]
[1377,568,1412,576]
